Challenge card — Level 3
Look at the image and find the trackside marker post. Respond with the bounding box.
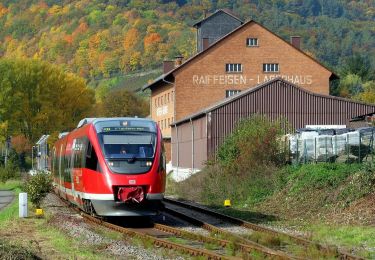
[19,193,28,218]
[224,199,231,207]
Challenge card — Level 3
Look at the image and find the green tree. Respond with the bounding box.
[341,54,374,82]
[100,88,149,118]
[337,73,363,98]
[354,81,375,105]
[0,58,95,143]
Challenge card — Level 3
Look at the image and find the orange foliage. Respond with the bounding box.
[123,28,139,50]
[144,33,162,48]
[38,1,48,9]
[124,10,139,22]
[89,34,100,49]
[0,4,9,17]
[4,35,13,42]
[73,22,89,36]
[11,135,32,154]
[64,35,73,45]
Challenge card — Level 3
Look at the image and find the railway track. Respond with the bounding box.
[163,197,363,260]
[58,195,291,259]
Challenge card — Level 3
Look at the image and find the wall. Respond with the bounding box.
[150,82,175,138]
[175,22,332,121]
[207,80,375,156]
[171,116,207,173]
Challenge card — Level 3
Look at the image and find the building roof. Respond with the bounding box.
[192,9,243,28]
[142,19,339,91]
[172,78,375,126]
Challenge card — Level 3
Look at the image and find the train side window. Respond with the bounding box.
[86,141,99,172]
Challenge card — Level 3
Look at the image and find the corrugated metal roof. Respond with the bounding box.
[172,78,375,126]
[142,19,339,91]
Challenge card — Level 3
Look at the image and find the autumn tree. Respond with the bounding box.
[100,89,149,118]
[0,58,95,143]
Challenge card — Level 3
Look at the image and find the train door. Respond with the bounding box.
[58,143,66,198]
[70,139,77,202]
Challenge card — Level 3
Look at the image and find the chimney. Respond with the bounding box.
[174,55,183,67]
[290,36,301,49]
[202,38,210,51]
[163,60,174,74]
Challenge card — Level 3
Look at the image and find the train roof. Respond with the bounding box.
[77,117,154,129]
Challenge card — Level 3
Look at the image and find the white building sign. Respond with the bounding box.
[193,74,313,86]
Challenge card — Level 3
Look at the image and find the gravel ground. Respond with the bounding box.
[43,193,185,260]
[153,212,211,237]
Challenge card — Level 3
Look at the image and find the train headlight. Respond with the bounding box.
[146,161,152,167]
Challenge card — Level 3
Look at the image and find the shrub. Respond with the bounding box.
[217,114,287,173]
[173,115,289,206]
[23,172,53,208]
[0,159,20,183]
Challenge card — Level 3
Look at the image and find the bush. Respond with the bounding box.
[217,114,287,173]
[173,115,289,206]
[23,172,53,208]
[0,160,20,183]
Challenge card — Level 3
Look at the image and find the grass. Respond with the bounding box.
[0,180,22,224]
[303,224,375,259]
[36,219,112,260]
[166,236,190,245]
[0,179,115,259]
[0,179,23,190]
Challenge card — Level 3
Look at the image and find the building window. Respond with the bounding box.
[225,63,242,73]
[263,63,279,72]
[226,90,241,98]
[246,38,258,46]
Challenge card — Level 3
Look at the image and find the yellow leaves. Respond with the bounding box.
[129,51,141,70]
[354,81,375,105]
[48,5,62,15]
[0,4,8,17]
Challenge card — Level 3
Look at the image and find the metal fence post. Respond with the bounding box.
[314,137,317,163]
[347,134,350,163]
[296,138,299,165]
[325,137,328,162]
[358,132,361,163]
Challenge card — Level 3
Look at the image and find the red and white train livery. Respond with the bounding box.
[51,117,166,216]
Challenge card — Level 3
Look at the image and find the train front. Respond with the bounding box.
[90,118,166,216]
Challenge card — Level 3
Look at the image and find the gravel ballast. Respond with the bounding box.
[42,193,184,260]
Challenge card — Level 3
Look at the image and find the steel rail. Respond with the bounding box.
[164,198,363,260]
[55,195,235,259]
[163,206,298,260]
[154,222,296,259]
[82,213,238,260]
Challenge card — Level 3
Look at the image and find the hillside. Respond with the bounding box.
[0,0,374,93]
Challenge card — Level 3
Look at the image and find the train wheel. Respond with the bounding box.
[83,199,97,216]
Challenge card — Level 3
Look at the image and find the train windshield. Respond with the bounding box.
[95,120,157,174]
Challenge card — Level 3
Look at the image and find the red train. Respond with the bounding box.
[51,118,166,216]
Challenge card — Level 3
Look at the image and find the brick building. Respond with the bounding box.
[143,9,338,161]
[170,78,375,179]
